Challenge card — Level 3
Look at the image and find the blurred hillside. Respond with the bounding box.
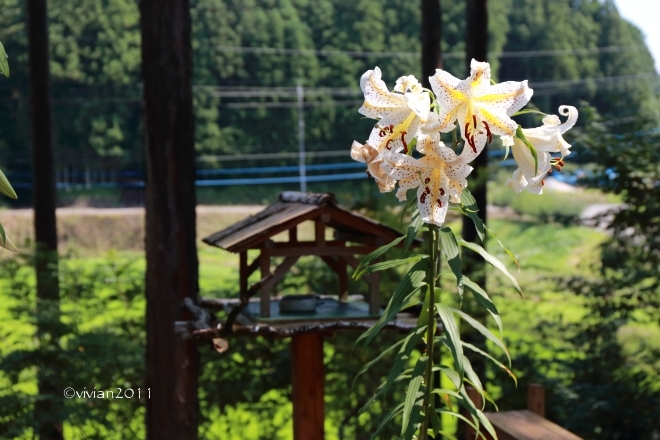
[0,0,657,205]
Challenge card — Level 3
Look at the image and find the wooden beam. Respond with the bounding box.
[333,231,384,246]
[289,226,298,243]
[527,383,545,418]
[246,255,260,278]
[338,256,348,301]
[269,245,375,257]
[260,251,271,317]
[232,207,325,253]
[291,333,325,440]
[320,256,340,274]
[262,255,300,293]
[239,251,248,299]
[327,206,400,243]
[315,220,326,247]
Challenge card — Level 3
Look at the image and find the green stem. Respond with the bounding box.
[421,225,438,439]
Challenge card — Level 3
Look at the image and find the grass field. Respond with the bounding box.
[1,186,644,439]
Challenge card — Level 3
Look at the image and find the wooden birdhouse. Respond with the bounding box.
[202,191,418,319]
[192,191,419,439]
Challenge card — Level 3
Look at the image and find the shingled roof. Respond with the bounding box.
[202,191,414,253]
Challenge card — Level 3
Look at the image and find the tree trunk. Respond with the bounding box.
[140,0,199,438]
[460,0,488,436]
[421,0,442,88]
[26,0,63,438]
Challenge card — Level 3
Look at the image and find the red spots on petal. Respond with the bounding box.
[425,186,431,194]
[483,121,492,144]
[439,188,445,196]
[420,193,427,203]
[436,199,443,208]
[401,131,408,153]
[424,177,431,184]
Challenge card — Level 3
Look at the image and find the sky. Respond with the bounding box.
[614,0,660,72]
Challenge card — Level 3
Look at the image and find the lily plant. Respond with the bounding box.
[350,61,577,439]
[0,41,16,252]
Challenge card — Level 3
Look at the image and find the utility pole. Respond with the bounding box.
[140,0,199,438]
[26,0,63,437]
[297,81,307,193]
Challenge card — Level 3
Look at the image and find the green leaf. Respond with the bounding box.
[361,255,425,275]
[458,239,523,297]
[0,223,17,252]
[436,304,464,382]
[452,307,510,366]
[484,223,519,269]
[352,338,406,389]
[369,402,404,440]
[511,108,547,117]
[400,209,424,255]
[429,403,444,437]
[401,356,427,438]
[0,168,17,199]
[435,409,489,440]
[458,387,498,440]
[462,355,485,410]
[463,277,503,338]
[431,388,462,400]
[437,364,461,389]
[459,189,485,244]
[0,42,9,78]
[400,198,418,228]
[515,125,539,175]
[462,341,517,386]
[354,236,404,279]
[356,259,429,348]
[358,325,427,416]
[438,227,463,301]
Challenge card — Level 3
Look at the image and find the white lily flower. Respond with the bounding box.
[350,141,396,192]
[505,105,578,194]
[352,67,439,192]
[429,59,533,162]
[381,134,473,226]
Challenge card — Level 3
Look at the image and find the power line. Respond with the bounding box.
[226,99,362,109]
[215,44,645,60]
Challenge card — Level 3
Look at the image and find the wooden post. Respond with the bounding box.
[337,256,348,301]
[291,333,325,440]
[289,226,298,243]
[315,219,326,247]
[239,251,248,299]
[27,0,64,437]
[260,250,271,317]
[527,383,545,418]
[142,0,199,436]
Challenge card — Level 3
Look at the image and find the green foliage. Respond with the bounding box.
[0,0,656,206]
[355,209,520,438]
[0,249,146,438]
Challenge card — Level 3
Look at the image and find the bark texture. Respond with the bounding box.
[140,0,199,437]
[421,0,443,88]
[27,0,62,438]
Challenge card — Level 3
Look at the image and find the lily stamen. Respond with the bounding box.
[483,121,492,144]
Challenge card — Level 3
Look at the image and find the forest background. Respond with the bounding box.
[0,0,659,439]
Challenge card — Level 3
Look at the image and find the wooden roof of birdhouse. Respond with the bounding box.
[203,191,418,253]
